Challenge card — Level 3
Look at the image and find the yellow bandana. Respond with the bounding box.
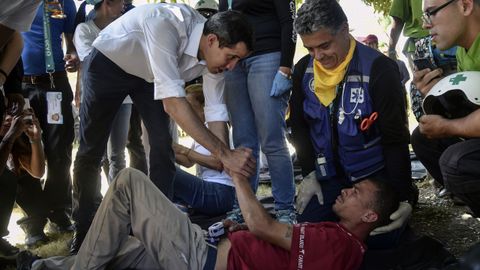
[313,37,356,106]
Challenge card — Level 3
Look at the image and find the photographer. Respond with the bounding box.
[411,0,480,215]
[0,103,46,257]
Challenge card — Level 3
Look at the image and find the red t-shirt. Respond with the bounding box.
[227,222,366,270]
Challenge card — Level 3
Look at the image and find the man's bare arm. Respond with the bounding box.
[208,121,229,145]
[0,31,23,85]
[232,173,293,251]
[163,97,255,177]
[445,109,480,137]
[0,24,15,50]
[388,16,404,59]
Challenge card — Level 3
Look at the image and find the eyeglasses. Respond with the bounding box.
[422,0,457,25]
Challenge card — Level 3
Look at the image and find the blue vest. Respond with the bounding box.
[301,42,385,181]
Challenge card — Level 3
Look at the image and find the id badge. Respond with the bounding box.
[46,91,63,124]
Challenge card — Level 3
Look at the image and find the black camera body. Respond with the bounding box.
[413,36,457,74]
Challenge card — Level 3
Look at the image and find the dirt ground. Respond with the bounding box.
[410,178,480,258]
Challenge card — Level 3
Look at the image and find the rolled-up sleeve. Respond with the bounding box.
[203,72,228,122]
[143,17,186,100]
[73,24,94,61]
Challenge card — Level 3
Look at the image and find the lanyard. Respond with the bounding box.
[43,0,56,88]
[227,0,232,10]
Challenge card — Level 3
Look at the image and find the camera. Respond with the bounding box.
[23,98,33,124]
[413,36,457,75]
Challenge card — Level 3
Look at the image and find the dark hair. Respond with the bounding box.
[185,84,205,106]
[366,178,400,228]
[74,1,88,29]
[203,10,254,52]
[74,0,104,29]
[93,1,103,11]
[294,0,348,36]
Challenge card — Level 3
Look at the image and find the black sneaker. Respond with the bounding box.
[16,250,40,270]
[0,238,19,258]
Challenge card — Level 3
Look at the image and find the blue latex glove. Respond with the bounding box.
[270,70,292,97]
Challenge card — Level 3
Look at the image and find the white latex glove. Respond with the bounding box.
[370,201,412,236]
[296,171,324,215]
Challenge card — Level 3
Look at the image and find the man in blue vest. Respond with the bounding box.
[289,0,414,244]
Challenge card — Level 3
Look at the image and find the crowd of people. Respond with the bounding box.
[0,0,479,269]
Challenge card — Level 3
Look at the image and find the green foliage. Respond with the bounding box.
[361,0,392,16]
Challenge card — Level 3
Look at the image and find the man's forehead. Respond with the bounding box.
[301,30,334,46]
[423,0,440,10]
[354,180,377,194]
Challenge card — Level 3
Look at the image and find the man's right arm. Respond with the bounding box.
[231,172,293,251]
[163,97,255,177]
[0,30,23,85]
[388,16,405,59]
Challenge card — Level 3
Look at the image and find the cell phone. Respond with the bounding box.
[413,58,437,71]
[23,98,31,110]
[23,98,33,123]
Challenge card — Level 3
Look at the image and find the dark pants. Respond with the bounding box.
[411,127,462,186]
[127,105,148,175]
[412,127,480,215]
[0,170,18,237]
[73,49,175,232]
[0,170,48,237]
[440,138,480,216]
[23,71,74,223]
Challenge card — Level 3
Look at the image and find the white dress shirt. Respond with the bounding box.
[0,0,42,32]
[74,19,132,104]
[93,3,228,122]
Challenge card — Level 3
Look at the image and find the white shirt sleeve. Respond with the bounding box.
[143,17,186,100]
[0,0,41,32]
[202,72,228,122]
[73,23,96,61]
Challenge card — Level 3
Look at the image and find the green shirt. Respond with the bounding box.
[389,0,429,39]
[456,33,480,72]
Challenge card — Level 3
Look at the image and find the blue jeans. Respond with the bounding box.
[73,49,175,232]
[173,169,235,216]
[225,51,294,211]
[105,103,132,183]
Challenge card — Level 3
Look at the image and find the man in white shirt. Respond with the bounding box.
[71,3,255,254]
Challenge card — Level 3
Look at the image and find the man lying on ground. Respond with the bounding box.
[19,168,399,270]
